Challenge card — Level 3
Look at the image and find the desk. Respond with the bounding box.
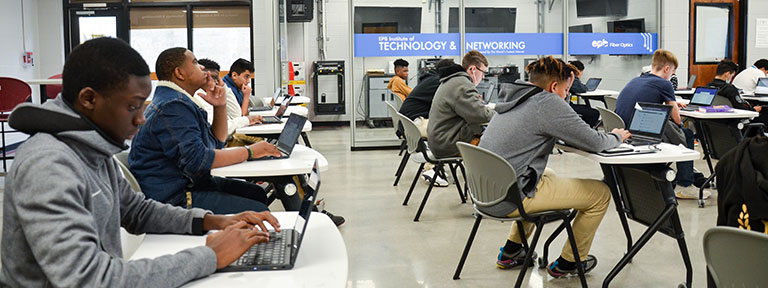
[264,96,310,105]
[679,108,756,172]
[211,145,328,178]
[249,106,309,117]
[574,89,620,108]
[558,143,699,288]
[129,212,348,288]
[25,78,62,104]
[741,94,768,103]
[674,89,695,97]
[236,119,313,148]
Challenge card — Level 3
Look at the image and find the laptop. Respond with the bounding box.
[585,78,602,92]
[676,75,697,91]
[251,88,282,112]
[260,96,293,124]
[756,77,768,96]
[625,102,673,146]
[682,87,717,111]
[250,114,307,161]
[217,160,320,272]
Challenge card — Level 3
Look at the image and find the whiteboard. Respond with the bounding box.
[695,5,730,63]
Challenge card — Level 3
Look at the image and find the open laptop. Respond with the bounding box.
[682,87,717,111]
[260,96,293,124]
[218,160,320,272]
[250,114,307,161]
[251,88,282,112]
[585,78,602,92]
[676,75,697,91]
[756,77,768,96]
[625,102,673,146]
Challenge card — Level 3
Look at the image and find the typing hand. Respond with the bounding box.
[756,106,763,112]
[249,141,282,158]
[203,211,281,232]
[676,101,688,109]
[611,128,632,142]
[248,115,263,125]
[206,221,270,269]
[197,72,227,107]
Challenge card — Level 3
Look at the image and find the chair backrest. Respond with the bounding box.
[385,101,401,134]
[397,111,424,155]
[698,120,742,160]
[704,226,768,287]
[46,74,63,99]
[712,95,732,107]
[597,106,625,132]
[0,77,32,113]
[113,151,142,193]
[456,142,524,218]
[604,96,618,111]
[394,94,404,109]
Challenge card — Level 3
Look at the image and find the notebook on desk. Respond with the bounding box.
[681,87,717,111]
[251,88,282,112]
[624,102,672,146]
[260,96,293,124]
[585,78,602,92]
[249,114,307,161]
[217,160,320,272]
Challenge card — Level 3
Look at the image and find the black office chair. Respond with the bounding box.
[452,142,586,287]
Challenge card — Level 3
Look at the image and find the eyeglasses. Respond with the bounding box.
[474,66,488,75]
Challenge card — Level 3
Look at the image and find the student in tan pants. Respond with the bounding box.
[479,56,630,279]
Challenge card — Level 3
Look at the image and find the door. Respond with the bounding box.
[688,0,743,87]
[66,5,128,55]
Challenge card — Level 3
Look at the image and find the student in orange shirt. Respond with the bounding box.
[388,59,412,101]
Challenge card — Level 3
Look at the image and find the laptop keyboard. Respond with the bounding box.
[235,230,289,266]
[261,116,281,123]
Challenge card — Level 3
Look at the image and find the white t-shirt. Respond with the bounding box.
[732,66,767,95]
[192,88,250,137]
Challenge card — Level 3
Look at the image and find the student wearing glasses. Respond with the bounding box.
[427,50,495,158]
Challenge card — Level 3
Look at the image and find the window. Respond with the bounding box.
[130,8,187,72]
[192,6,251,70]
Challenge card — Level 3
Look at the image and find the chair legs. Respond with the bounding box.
[563,218,588,288]
[515,222,544,288]
[413,165,440,221]
[403,163,424,206]
[393,153,410,186]
[453,213,483,280]
[448,163,466,203]
[698,172,716,208]
[541,210,578,268]
[398,140,406,156]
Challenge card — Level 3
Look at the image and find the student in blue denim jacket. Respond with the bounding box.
[129,47,301,214]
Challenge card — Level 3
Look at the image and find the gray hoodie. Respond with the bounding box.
[427,64,494,158]
[1,97,217,287]
[479,81,622,198]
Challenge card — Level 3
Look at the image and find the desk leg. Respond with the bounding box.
[670,209,693,288]
[601,164,633,254]
[40,85,48,104]
[602,205,677,288]
[301,132,312,148]
[693,120,715,174]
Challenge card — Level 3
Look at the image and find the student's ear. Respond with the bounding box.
[548,80,558,93]
[77,87,98,111]
[173,66,185,81]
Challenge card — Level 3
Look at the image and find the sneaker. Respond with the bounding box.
[496,247,537,269]
[692,172,711,189]
[322,210,345,227]
[675,185,711,200]
[422,170,449,187]
[547,255,597,278]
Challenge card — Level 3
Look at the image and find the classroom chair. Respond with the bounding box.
[452,142,586,288]
[703,226,768,287]
[597,106,625,132]
[114,151,142,193]
[385,102,408,186]
[0,77,32,172]
[604,95,618,111]
[46,74,62,100]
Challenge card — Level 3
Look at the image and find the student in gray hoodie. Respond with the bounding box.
[427,50,494,158]
[479,57,631,279]
[1,37,281,287]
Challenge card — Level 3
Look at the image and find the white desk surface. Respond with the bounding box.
[236,119,312,135]
[675,97,690,105]
[210,145,328,177]
[557,142,700,165]
[250,106,309,117]
[679,108,759,119]
[25,79,62,85]
[264,96,310,105]
[130,212,348,288]
[576,89,620,97]
[741,95,768,102]
[674,89,695,95]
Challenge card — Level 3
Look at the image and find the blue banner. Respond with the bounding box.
[465,33,563,55]
[569,33,657,55]
[353,33,460,57]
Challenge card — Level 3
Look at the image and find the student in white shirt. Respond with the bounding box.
[732,59,768,95]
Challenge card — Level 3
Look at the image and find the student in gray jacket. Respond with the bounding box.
[1,37,280,287]
[427,50,494,158]
[479,57,631,279]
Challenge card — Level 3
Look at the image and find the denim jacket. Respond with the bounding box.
[222,74,244,106]
[129,81,225,204]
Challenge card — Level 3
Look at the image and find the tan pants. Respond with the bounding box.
[507,169,611,262]
[413,117,429,138]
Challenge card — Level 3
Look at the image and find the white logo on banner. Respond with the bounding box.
[592,39,609,49]
[641,33,654,53]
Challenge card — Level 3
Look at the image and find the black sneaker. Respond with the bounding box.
[322,210,345,227]
[693,172,711,189]
[496,247,537,269]
[547,255,597,278]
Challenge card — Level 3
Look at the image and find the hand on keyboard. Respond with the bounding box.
[249,142,282,159]
[206,221,271,269]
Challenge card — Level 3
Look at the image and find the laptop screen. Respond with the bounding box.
[586,78,601,90]
[629,103,670,136]
[687,75,697,88]
[274,96,292,117]
[758,78,768,88]
[690,87,717,106]
[276,114,306,154]
[291,160,320,259]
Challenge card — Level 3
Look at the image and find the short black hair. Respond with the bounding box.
[568,60,585,72]
[716,59,739,76]
[228,58,254,76]
[61,37,149,104]
[155,47,188,81]
[198,58,220,71]
[394,59,409,69]
[754,59,768,70]
[434,59,455,71]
